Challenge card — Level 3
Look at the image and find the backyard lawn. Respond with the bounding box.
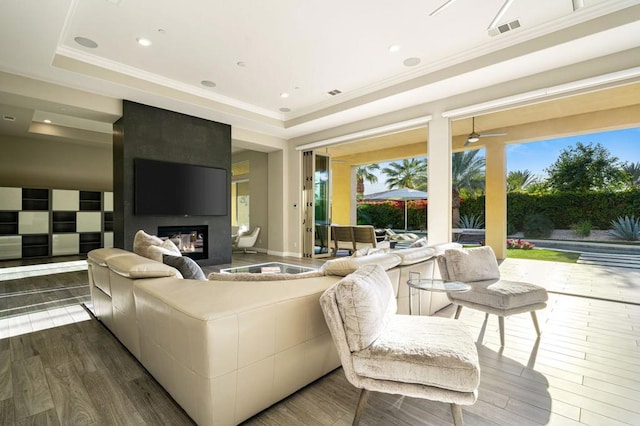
[507,248,580,263]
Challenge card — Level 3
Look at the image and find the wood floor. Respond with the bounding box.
[1,253,639,425]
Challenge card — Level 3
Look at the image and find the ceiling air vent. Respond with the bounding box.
[488,19,521,36]
[2,115,16,121]
[327,89,342,96]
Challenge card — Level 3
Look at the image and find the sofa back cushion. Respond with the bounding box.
[320,252,401,277]
[107,253,181,279]
[392,246,436,265]
[441,246,500,283]
[334,264,396,352]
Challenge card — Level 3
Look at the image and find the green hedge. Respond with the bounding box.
[460,190,640,231]
[357,201,427,230]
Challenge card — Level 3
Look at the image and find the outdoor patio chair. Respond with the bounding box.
[437,246,548,346]
[331,225,356,256]
[320,264,480,426]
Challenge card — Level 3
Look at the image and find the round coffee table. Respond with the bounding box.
[407,274,470,316]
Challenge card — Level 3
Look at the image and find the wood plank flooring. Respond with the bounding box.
[0,253,639,425]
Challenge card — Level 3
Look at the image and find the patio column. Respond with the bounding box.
[427,115,452,244]
[329,161,352,225]
[485,142,507,259]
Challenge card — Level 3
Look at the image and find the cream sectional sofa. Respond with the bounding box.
[87,242,460,425]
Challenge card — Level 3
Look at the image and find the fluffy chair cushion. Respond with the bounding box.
[162,255,206,280]
[320,253,402,277]
[352,315,480,392]
[392,246,436,265]
[147,239,182,262]
[133,230,164,259]
[106,253,181,278]
[334,264,396,352]
[207,270,324,281]
[443,246,500,282]
[448,279,548,309]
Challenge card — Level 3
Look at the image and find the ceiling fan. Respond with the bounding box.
[465,117,507,146]
[429,0,515,29]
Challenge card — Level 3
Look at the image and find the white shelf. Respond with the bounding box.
[77,212,101,232]
[0,187,22,211]
[52,234,80,256]
[18,212,49,234]
[0,236,21,259]
[52,189,79,211]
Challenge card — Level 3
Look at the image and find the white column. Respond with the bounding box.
[427,116,452,244]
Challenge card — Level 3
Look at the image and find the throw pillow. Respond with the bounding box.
[133,230,164,259]
[334,264,396,352]
[162,255,206,280]
[147,239,182,262]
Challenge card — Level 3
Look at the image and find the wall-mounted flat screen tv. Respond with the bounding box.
[134,158,228,216]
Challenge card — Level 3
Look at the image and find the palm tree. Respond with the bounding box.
[381,158,427,190]
[622,161,640,189]
[507,169,540,192]
[452,151,485,227]
[356,164,380,197]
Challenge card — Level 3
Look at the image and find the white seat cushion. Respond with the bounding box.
[448,279,548,309]
[352,315,480,392]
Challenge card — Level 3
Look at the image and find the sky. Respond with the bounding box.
[363,127,640,195]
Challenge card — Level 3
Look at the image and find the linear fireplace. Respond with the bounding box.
[157,225,208,260]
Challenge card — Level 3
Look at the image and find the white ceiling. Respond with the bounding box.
[0,0,639,147]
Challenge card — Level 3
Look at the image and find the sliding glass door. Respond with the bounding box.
[302,151,331,258]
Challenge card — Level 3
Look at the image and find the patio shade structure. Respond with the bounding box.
[364,188,428,230]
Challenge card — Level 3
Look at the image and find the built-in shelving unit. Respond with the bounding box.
[0,186,114,260]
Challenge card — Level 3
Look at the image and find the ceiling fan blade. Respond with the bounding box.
[479,132,508,137]
[429,0,459,16]
[464,139,471,147]
[487,0,515,29]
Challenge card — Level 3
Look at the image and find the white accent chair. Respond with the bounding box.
[232,226,260,253]
[320,264,480,425]
[437,246,548,346]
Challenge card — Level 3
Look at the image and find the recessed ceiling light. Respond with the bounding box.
[2,115,16,122]
[280,92,290,98]
[74,36,98,48]
[403,57,421,67]
[201,80,216,88]
[43,119,52,124]
[136,37,152,47]
[237,61,246,67]
[279,107,291,113]
[157,28,167,35]
[388,44,401,53]
[327,89,342,96]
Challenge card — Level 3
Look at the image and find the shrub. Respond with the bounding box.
[506,222,517,236]
[458,214,484,229]
[523,213,554,238]
[507,239,535,250]
[570,220,592,238]
[608,215,640,241]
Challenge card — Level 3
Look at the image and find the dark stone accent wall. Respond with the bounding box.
[113,100,231,265]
